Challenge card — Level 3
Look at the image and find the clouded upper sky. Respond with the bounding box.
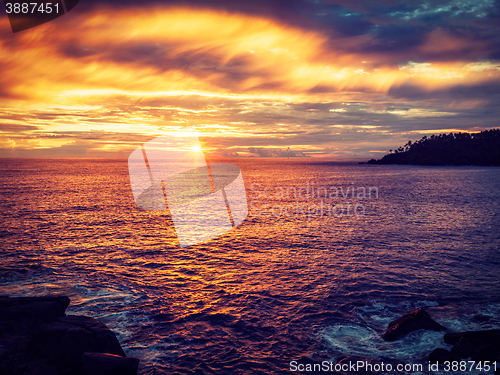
[1,0,499,158]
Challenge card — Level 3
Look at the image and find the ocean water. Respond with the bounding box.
[1,158,500,374]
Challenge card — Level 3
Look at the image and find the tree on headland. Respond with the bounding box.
[367,129,500,166]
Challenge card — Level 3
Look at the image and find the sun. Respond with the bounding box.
[191,145,202,152]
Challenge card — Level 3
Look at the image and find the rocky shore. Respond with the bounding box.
[385,308,500,374]
[2,297,498,375]
[0,295,139,375]
[303,308,500,375]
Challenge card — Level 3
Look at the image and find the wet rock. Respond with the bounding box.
[444,330,500,346]
[0,295,138,375]
[383,308,445,341]
[81,352,140,375]
[59,315,126,357]
[35,321,76,347]
[57,325,97,369]
[0,296,70,334]
[445,330,500,361]
[0,296,69,320]
[472,345,500,362]
[0,338,16,359]
[451,337,476,359]
[428,348,460,363]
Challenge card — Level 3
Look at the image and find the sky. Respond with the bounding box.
[0,0,499,158]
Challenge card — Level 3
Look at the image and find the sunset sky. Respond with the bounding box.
[1,0,499,158]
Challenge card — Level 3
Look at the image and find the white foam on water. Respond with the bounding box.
[322,323,447,363]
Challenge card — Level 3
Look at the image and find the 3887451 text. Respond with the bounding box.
[289,360,498,373]
[4,2,62,14]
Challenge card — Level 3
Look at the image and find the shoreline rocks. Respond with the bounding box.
[0,295,139,375]
[429,330,500,375]
[383,308,446,341]
[444,330,500,362]
[386,308,500,374]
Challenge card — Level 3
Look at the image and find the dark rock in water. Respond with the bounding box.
[383,308,445,341]
[59,315,126,357]
[451,337,476,359]
[0,296,70,312]
[472,345,500,362]
[437,330,500,362]
[0,295,139,375]
[0,338,16,359]
[57,324,99,369]
[0,296,70,332]
[35,321,76,347]
[82,352,140,375]
[444,330,500,346]
[428,348,460,363]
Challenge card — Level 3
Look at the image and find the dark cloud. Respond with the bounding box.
[61,44,98,58]
[307,85,338,94]
[0,124,39,131]
[247,147,307,157]
[71,0,499,60]
[368,24,428,52]
[56,39,267,91]
[388,82,500,101]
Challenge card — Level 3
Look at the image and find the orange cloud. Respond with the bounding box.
[2,5,498,104]
[1,5,499,158]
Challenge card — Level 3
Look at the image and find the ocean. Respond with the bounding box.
[1,158,499,374]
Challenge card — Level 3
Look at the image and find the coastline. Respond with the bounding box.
[0,295,140,375]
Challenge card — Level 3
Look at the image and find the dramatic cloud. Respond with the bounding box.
[0,0,499,158]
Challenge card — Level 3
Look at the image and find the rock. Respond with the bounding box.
[0,296,70,311]
[444,330,500,346]
[35,321,76,346]
[57,325,97,369]
[428,348,460,363]
[472,345,500,362]
[437,330,500,362]
[82,352,140,375]
[451,337,476,359]
[31,315,128,372]
[383,308,445,341]
[59,315,126,356]
[0,338,16,359]
[0,296,70,333]
[0,295,138,375]
[6,305,36,331]
[0,296,69,319]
